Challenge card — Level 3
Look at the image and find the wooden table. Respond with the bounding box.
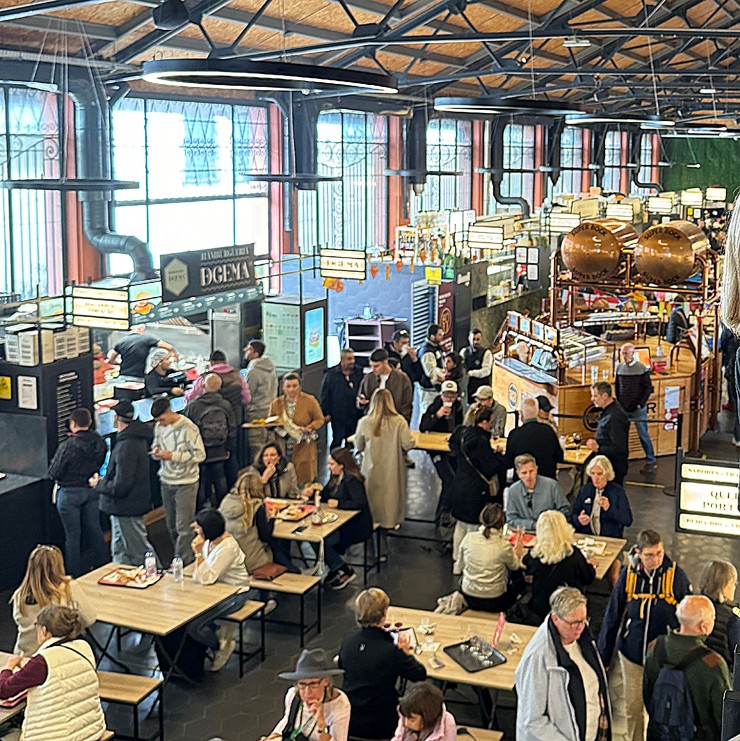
[580,535,627,581]
[0,650,26,725]
[268,502,359,543]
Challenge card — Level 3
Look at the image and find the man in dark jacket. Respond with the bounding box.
[184,373,237,507]
[320,348,363,448]
[587,381,630,485]
[94,400,158,567]
[598,529,691,741]
[615,343,656,474]
[358,349,413,422]
[49,407,109,577]
[339,588,426,740]
[418,324,446,412]
[385,329,422,385]
[460,328,493,403]
[505,397,563,480]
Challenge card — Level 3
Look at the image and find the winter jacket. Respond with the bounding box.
[97,419,154,517]
[571,481,633,538]
[391,706,456,741]
[666,306,689,344]
[152,415,206,485]
[219,492,273,572]
[48,429,107,488]
[358,369,413,423]
[420,396,464,434]
[451,425,506,523]
[593,401,629,480]
[339,626,427,739]
[597,554,691,666]
[321,474,373,551]
[186,362,250,423]
[505,417,564,481]
[703,597,740,667]
[418,340,445,390]
[384,342,422,384]
[515,617,611,741]
[183,391,237,460]
[319,364,363,422]
[243,355,279,419]
[615,361,653,412]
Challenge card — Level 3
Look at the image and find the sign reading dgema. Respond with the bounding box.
[160,244,256,303]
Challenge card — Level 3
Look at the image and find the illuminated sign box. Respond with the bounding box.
[680,190,703,206]
[550,212,582,233]
[605,204,634,221]
[705,187,727,202]
[647,196,674,214]
[319,248,367,280]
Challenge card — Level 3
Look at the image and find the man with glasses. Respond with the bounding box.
[598,529,691,741]
[516,586,611,740]
[505,454,570,531]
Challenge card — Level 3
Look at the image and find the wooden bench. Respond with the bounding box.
[345,524,383,585]
[250,573,321,647]
[457,727,503,741]
[102,731,116,740]
[221,599,266,677]
[98,671,164,741]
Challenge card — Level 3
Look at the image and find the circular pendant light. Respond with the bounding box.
[142,58,398,94]
[0,178,139,191]
[564,114,674,129]
[434,97,584,116]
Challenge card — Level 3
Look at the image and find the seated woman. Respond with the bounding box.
[0,605,106,741]
[303,447,373,590]
[255,442,300,499]
[458,503,526,613]
[339,588,426,740]
[265,648,350,741]
[144,348,184,398]
[391,682,457,741]
[700,560,740,666]
[11,544,97,656]
[220,469,296,572]
[524,510,597,623]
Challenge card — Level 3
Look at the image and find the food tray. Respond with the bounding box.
[98,568,163,589]
[507,532,536,547]
[443,641,507,673]
[276,504,316,521]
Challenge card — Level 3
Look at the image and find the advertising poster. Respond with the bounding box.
[304,307,325,366]
[437,282,454,354]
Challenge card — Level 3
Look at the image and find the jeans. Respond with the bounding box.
[187,590,251,650]
[626,407,656,464]
[110,515,157,568]
[198,461,229,508]
[56,486,109,577]
[614,651,647,741]
[161,481,198,565]
[329,417,357,449]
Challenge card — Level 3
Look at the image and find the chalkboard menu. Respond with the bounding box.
[55,370,83,443]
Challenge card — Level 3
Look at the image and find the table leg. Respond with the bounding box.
[153,632,198,687]
[87,627,133,674]
[260,607,266,662]
[299,594,306,648]
[317,583,322,634]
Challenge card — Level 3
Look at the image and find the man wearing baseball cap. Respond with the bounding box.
[468,385,507,438]
[536,394,559,434]
[93,400,159,567]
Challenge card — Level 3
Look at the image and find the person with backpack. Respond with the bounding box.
[598,529,691,741]
[184,373,237,508]
[643,595,730,741]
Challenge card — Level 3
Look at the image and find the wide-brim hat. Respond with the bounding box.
[278,649,344,681]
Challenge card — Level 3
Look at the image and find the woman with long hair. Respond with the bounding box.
[11,544,97,656]
[254,442,300,499]
[700,560,740,665]
[354,389,415,534]
[524,510,597,622]
[302,447,373,590]
[458,503,526,613]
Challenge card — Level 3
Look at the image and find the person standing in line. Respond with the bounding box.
[505,398,563,481]
[93,400,158,567]
[587,381,630,486]
[460,328,493,404]
[720,323,740,444]
[48,407,108,577]
[598,529,691,741]
[358,349,413,424]
[536,395,559,434]
[417,324,446,412]
[384,329,422,386]
[615,343,657,474]
[699,560,740,667]
[320,348,363,449]
[106,324,177,380]
[151,396,206,565]
[242,339,279,457]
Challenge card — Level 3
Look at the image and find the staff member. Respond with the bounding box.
[107,325,177,380]
[460,328,493,404]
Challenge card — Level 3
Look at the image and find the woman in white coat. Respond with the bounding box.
[354,389,415,535]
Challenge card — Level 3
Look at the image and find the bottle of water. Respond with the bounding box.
[559,434,567,450]
[144,549,156,580]
[171,555,183,584]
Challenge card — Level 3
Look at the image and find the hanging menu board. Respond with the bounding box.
[262,301,301,372]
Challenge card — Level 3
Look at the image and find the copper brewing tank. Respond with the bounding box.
[561,219,637,280]
[635,220,710,284]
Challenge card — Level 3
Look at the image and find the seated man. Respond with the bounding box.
[505,454,570,531]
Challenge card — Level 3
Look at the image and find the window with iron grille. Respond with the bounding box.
[553,126,584,196]
[0,86,63,299]
[298,110,387,255]
[488,123,535,212]
[634,133,655,195]
[602,130,623,193]
[110,97,270,274]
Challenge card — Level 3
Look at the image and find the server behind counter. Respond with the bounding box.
[107,325,177,379]
[145,348,186,398]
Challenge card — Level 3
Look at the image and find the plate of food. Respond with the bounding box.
[277,503,316,521]
[98,566,163,589]
[312,511,338,525]
[575,538,607,555]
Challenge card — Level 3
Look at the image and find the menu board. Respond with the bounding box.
[262,302,301,371]
[55,370,83,442]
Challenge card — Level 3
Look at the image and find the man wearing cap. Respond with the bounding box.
[505,397,563,481]
[384,329,422,385]
[93,401,159,567]
[358,348,413,423]
[461,328,493,404]
[468,385,507,438]
[536,395,559,434]
[107,325,177,381]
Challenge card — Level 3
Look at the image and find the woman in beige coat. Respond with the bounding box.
[269,372,324,486]
[354,389,415,531]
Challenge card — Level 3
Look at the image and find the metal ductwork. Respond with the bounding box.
[545,118,565,188]
[290,96,321,191]
[68,77,156,279]
[406,108,428,194]
[488,116,530,217]
[628,129,661,193]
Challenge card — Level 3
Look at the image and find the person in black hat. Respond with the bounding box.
[264,649,350,741]
[536,394,559,434]
[92,400,158,568]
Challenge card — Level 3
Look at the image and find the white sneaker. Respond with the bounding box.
[207,638,236,671]
[263,598,278,616]
[733,439,740,447]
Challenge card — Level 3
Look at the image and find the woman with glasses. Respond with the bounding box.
[515,587,611,741]
[263,648,350,741]
[700,560,740,666]
[11,544,97,656]
[391,682,456,741]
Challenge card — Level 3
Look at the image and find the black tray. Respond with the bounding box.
[443,641,507,673]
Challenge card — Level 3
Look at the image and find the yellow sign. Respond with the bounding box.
[425,266,442,285]
[0,376,11,400]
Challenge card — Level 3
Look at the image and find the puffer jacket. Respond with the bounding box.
[243,355,279,419]
[48,429,107,488]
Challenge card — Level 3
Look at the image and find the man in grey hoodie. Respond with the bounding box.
[151,397,206,564]
[242,339,279,453]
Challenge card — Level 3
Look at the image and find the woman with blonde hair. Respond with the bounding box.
[524,510,597,623]
[700,559,740,665]
[354,389,415,535]
[11,544,96,656]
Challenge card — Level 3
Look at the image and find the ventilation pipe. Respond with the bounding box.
[488,116,530,217]
[545,118,565,189]
[590,128,606,189]
[291,96,321,191]
[628,129,661,193]
[406,108,428,195]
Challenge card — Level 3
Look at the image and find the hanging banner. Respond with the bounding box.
[437,282,454,354]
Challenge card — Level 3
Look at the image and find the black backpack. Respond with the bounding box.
[194,404,230,460]
[646,636,711,741]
